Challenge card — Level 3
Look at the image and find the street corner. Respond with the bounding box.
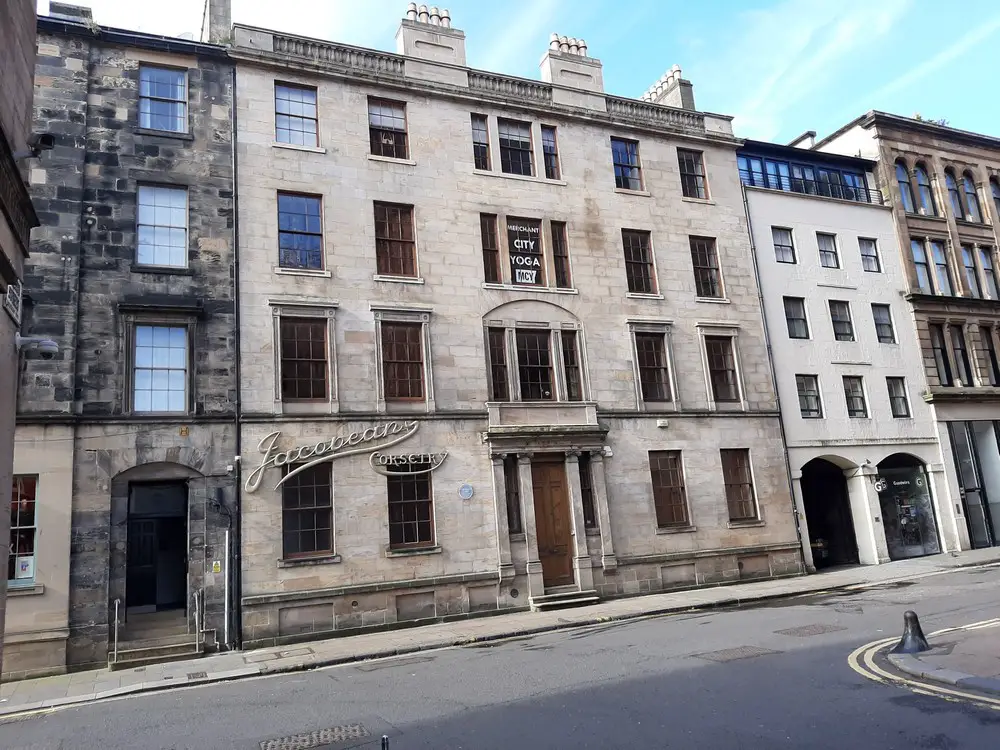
[848,615,1000,710]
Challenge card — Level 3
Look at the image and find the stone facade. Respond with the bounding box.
[0,0,40,678]
[819,112,1000,552]
[232,8,801,647]
[740,140,961,572]
[8,5,237,676]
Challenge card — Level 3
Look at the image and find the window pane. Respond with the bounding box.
[783,297,809,339]
[281,464,333,557]
[962,245,982,298]
[137,185,188,267]
[487,327,509,401]
[622,230,655,294]
[720,449,756,521]
[706,336,738,402]
[133,325,187,413]
[829,300,854,341]
[278,193,323,269]
[859,238,880,272]
[503,456,522,534]
[139,66,186,132]
[381,322,425,400]
[896,162,915,213]
[649,451,689,527]
[515,329,554,401]
[931,240,953,295]
[817,233,839,268]
[612,138,642,191]
[280,318,328,401]
[498,118,533,176]
[843,376,868,418]
[471,114,490,171]
[368,97,408,159]
[930,324,953,386]
[561,331,583,402]
[677,149,706,199]
[480,213,501,284]
[551,221,571,289]
[387,461,434,548]
[772,227,795,263]
[872,304,895,344]
[275,84,318,146]
[374,203,417,277]
[635,332,671,402]
[690,237,722,298]
[796,374,822,418]
[541,125,559,180]
[886,377,910,418]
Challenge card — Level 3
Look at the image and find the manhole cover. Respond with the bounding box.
[832,603,864,614]
[695,645,780,662]
[260,724,370,750]
[186,671,208,680]
[774,623,848,637]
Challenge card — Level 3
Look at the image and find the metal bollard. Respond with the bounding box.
[381,735,389,750]
[890,610,931,654]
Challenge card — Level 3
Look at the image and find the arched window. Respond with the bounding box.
[963,172,983,223]
[895,161,915,213]
[991,178,1000,223]
[914,164,937,215]
[945,169,963,219]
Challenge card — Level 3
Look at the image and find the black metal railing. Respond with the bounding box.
[739,170,884,205]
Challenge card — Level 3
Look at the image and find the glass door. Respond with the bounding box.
[947,422,995,548]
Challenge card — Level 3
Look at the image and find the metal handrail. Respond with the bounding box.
[112,598,121,663]
[192,589,202,650]
[739,170,884,205]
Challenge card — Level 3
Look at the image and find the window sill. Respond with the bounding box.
[727,519,765,529]
[130,263,194,276]
[136,127,193,141]
[656,525,696,535]
[626,292,665,300]
[695,297,730,304]
[368,154,417,166]
[585,528,601,536]
[274,267,332,278]
[482,282,578,295]
[385,545,442,558]
[905,211,947,222]
[130,410,191,417]
[614,187,651,197]
[509,532,526,542]
[473,169,567,187]
[956,218,991,228]
[278,554,342,568]
[374,274,424,285]
[272,141,326,154]
[7,583,44,596]
[681,196,715,205]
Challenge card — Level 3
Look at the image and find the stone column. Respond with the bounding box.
[564,451,595,592]
[517,453,545,599]
[489,453,515,581]
[789,472,815,573]
[589,452,617,571]
[849,466,890,564]
[925,461,960,554]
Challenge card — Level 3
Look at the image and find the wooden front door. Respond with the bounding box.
[531,458,574,587]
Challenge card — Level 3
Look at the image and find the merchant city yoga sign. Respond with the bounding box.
[245,420,443,492]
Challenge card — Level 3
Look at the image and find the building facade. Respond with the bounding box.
[0,0,41,680]
[819,112,1000,553]
[740,140,960,572]
[6,3,237,678]
[232,5,802,648]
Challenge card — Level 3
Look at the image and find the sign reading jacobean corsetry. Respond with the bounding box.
[507,217,543,286]
[245,421,419,492]
[369,451,448,476]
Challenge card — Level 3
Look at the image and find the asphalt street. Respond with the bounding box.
[3,565,1000,749]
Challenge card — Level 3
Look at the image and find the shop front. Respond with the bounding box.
[873,454,942,560]
[947,421,1000,549]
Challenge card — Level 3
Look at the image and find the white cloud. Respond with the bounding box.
[716,0,911,140]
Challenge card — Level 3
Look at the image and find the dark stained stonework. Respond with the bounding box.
[18,15,237,671]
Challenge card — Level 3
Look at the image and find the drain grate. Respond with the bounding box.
[774,623,848,638]
[695,645,780,663]
[186,671,208,680]
[260,724,370,750]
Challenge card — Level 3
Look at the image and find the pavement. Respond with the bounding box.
[3,545,1000,719]
[887,619,1000,695]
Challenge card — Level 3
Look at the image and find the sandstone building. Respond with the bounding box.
[231,4,802,647]
[819,113,1000,552]
[740,138,961,571]
[6,3,237,678]
[0,0,40,679]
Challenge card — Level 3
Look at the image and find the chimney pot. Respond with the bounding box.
[441,8,451,27]
[568,38,579,54]
[418,4,429,22]
[406,2,417,20]
[430,6,440,24]
[549,32,560,50]
[579,39,587,55]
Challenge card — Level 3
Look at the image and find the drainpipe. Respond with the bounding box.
[740,183,811,573]
[230,65,243,649]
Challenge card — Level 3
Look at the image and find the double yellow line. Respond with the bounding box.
[847,618,1000,710]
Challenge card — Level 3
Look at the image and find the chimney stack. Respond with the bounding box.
[539,32,604,97]
[397,4,466,66]
[640,64,696,111]
[47,2,93,21]
[201,0,232,44]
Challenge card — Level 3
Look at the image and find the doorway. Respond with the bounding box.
[800,458,859,568]
[530,456,574,587]
[876,454,942,559]
[125,482,188,613]
[947,422,1000,548]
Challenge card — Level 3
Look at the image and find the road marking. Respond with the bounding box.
[848,622,1000,711]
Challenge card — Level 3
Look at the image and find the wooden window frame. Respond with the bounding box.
[929,323,953,387]
[796,374,822,418]
[503,456,523,534]
[829,300,855,342]
[497,118,534,176]
[541,125,560,180]
[386,463,436,550]
[859,237,881,273]
[817,232,840,269]
[611,137,643,191]
[579,453,598,530]
[278,317,329,402]
[373,308,434,412]
[373,202,418,278]
[843,375,869,418]
[677,148,707,199]
[690,236,723,299]
[697,325,745,409]
[784,296,810,339]
[126,318,194,415]
[368,96,409,160]
[886,377,910,418]
[622,229,657,295]
[281,463,334,559]
[772,226,796,264]
[138,64,188,133]
[274,82,319,147]
[649,451,690,528]
[720,449,758,522]
[871,303,896,344]
[480,213,501,284]
[277,192,324,271]
[136,183,188,268]
[9,475,38,585]
[486,320,588,404]
[551,221,572,289]
[471,113,491,171]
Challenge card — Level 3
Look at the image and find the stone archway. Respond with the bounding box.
[875,453,942,560]
[800,457,859,568]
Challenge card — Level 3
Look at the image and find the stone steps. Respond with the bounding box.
[529,588,600,611]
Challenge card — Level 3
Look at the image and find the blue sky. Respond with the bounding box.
[38,0,1000,143]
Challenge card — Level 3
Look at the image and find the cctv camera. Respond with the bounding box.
[15,334,59,359]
